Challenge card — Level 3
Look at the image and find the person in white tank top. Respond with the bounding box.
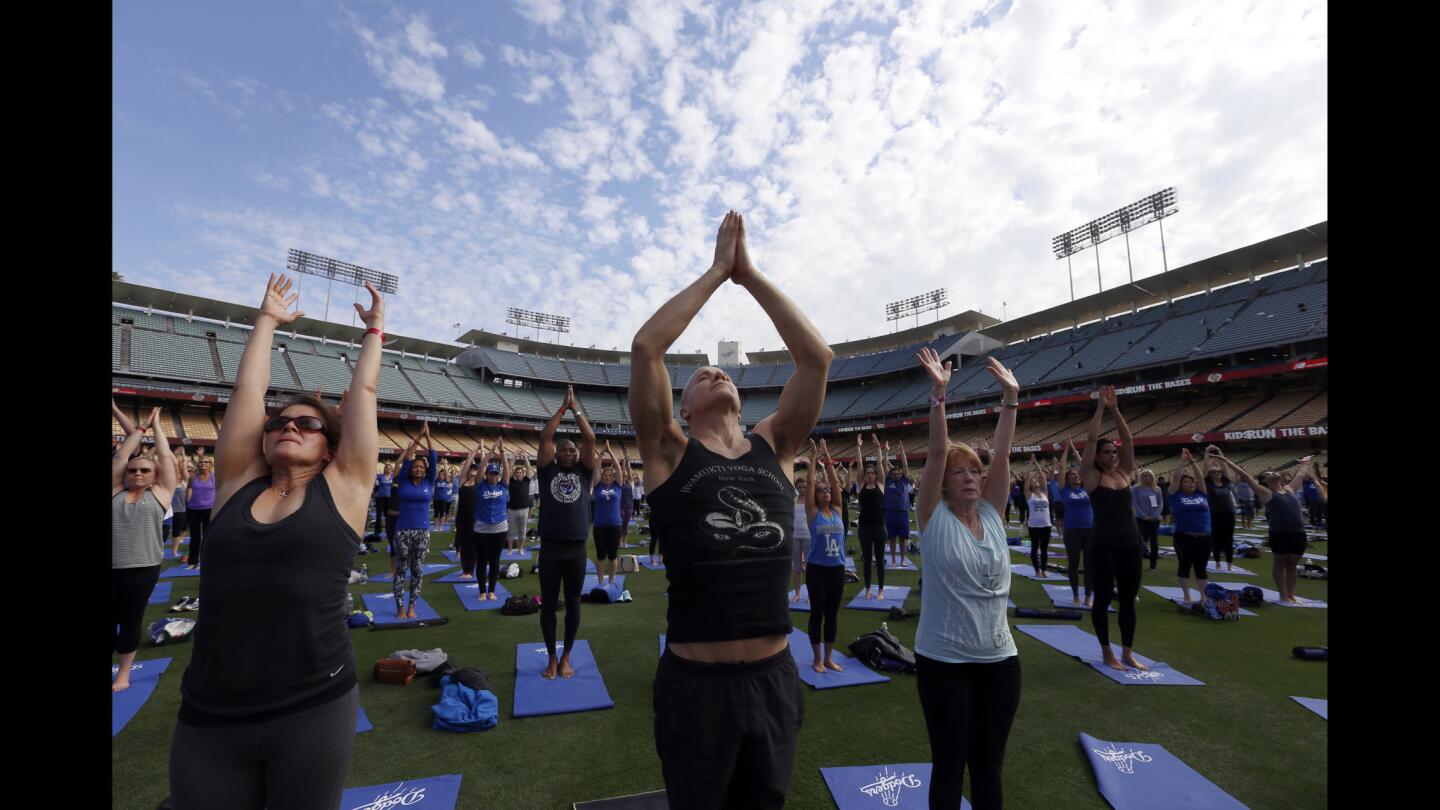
[790,473,811,603]
[1024,458,1053,577]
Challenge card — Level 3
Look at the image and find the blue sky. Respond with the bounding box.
[113,0,1327,359]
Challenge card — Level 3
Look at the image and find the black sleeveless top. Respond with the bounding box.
[857,484,885,526]
[647,433,795,644]
[1089,484,1142,547]
[179,475,360,725]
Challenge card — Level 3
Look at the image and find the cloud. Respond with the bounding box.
[456,41,486,68]
[514,0,567,27]
[405,17,449,59]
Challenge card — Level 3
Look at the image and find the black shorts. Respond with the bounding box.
[593,525,622,560]
[654,647,803,809]
[1269,530,1308,556]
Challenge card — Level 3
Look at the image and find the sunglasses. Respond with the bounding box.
[128,467,154,474]
[264,415,325,433]
[816,487,831,493]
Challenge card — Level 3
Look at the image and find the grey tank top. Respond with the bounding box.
[113,489,164,569]
[1265,490,1306,533]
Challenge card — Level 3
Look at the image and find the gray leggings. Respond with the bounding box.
[1063,527,1094,599]
[169,684,358,809]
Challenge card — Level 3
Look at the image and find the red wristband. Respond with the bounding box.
[366,327,384,339]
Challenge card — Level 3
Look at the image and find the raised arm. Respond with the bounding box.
[112,399,137,437]
[1287,456,1314,495]
[630,214,740,480]
[897,440,910,479]
[214,274,305,507]
[981,357,1019,514]
[735,213,834,462]
[1079,391,1105,491]
[804,439,819,524]
[536,395,569,468]
[1170,450,1190,495]
[1214,450,1270,505]
[915,347,951,533]
[150,407,179,499]
[498,436,512,481]
[111,408,152,491]
[327,282,384,493]
[401,426,425,463]
[874,433,890,478]
[821,440,842,500]
[1104,386,1135,476]
[1060,440,1074,481]
[1187,449,1206,494]
[569,387,597,471]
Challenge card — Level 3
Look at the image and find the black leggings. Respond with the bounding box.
[169,684,358,810]
[857,523,886,590]
[1210,512,1236,565]
[1137,519,1160,567]
[916,654,1021,810]
[373,496,389,538]
[649,528,660,557]
[456,513,477,575]
[538,540,586,658]
[1027,526,1051,572]
[805,564,845,645]
[477,530,505,592]
[112,565,161,655]
[1089,543,1142,649]
[1175,532,1211,579]
[185,508,211,566]
[1063,527,1093,598]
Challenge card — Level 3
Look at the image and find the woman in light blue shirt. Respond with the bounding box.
[912,348,1021,810]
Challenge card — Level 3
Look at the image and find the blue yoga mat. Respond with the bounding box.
[1212,583,1327,609]
[513,640,614,717]
[846,586,911,612]
[1080,733,1245,809]
[148,581,173,605]
[821,763,969,809]
[789,586,811,612]
[638,557,666,570]
[1011,544,1067,558]
[787,629,889,689]
[370,563,459,582]
[1015,625,1204,686]
[1202,563,1255,576]
[1291,696,1327,719]
[159,565,201,579]
[435,569,493,584]
[161,547,186,560]
[452,582,512,611]
[112,657,172,737]
[362,592,443,623]
[1142,586,1258,617]
[845,556,918,571]
[582,574,625,592]
[356,706,373,733]
[440,549,460,562]
[339,774,462,810]
[501,548,533,561]
[585,559,596,573]
[1042,584,1115,612]
[1010,564,1065,582]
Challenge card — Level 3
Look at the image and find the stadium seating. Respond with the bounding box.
[130,330,216,382]
[178,409,218,441]
[1194,285,1328,357]
[1223,391,1316,431]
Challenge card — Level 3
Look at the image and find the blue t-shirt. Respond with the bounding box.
[373,473,391,498]
[807,509,846,566]
[1060,486,1093,529]
[593,483,623,528]
[884,476,912,512]
[476,481,509,525]
[1170,492,1212,535]
[395,450,438,532]
[1302,479,1320,501]
[1047,478,1061,501]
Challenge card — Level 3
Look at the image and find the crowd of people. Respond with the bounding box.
[112,213,1328,809]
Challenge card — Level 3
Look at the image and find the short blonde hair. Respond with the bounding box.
[944,442,983,475]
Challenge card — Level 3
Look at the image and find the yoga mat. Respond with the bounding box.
[789,586,811,612]
[161,547,186,560]
[1042,584,1115,612]
[638,557,666,570]
[356,706,373,733]
[1010,544,1067,558]
[574,790,670,809]
[1302,552,1327,561]
[370,563,459,582]
[112,657,172,737]
[1010,564,1065,582]
[1142,586,1258,617]
[582,575,626,592]
[362,592,443,623]
[1212,583,1327,608]
[440,549,460,562]
[1202,563,1255,576]
[148,581,173,605]
[846,555,918,571]
[339,774,462,810]
[820,763,968,809]
[1291,696,1328,719]
[787,629,889,689]
[159,565,201,579]
[501,548,533,561]
[846,586,911,612]
[452,582,512,611]
[586,559,596,574]
[1015,625,1204,686]
[513,640,614,717]
[1080,733,1245,809]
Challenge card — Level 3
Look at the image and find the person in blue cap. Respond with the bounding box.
[474,439,513,601]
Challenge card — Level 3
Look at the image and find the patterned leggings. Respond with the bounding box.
[392,529,430,605]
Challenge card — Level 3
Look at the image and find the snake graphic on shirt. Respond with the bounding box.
[702,486,787,553]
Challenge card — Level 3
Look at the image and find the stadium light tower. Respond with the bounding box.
[505,307,571,342]
[286,249,399,326]
[1052,187,1178,300]
[885,288,949,332]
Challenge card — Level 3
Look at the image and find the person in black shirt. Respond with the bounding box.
[507,455,533,554]
[168,274,383,808]
[632,211,832,809]
[535,385,597,680]
[854,433,887,600]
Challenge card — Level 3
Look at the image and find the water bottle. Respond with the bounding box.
[880,621,889,634]
[361,563,369,581]
[346,592,355,613]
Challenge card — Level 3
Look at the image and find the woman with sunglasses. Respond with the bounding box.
[394,422,438,619]
[112,405,178,692]
[182,445,216,569]
[169,274,382,808]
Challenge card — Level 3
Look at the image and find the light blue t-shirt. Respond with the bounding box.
[914,499,1017,664]
[807,509,846,567]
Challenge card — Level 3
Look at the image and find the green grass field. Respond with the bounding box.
[113,514,1327,808]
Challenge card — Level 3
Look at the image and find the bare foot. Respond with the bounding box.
[1122,653,1149,671]
[542,657,558,680]
[112,675,131,693]
[1101,651,1127,672]
[791,591,803,603]
[825,658,844,672]
[812,659,827,674]
[1035,568,1044,577]
[1073,597,1084,607]
[459,573,474,580]
[396,607,406,620]
[876,588,885,600]
[863,589,873,600]
[406,606,418,619]
[1085,596,1094,608]
[559,656,575,679]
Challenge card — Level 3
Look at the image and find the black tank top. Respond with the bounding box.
[647,433,795,644]
[455,482,477,523]
[857,485,885,526]
[1089,484,1142,547]
[179,475,360,725]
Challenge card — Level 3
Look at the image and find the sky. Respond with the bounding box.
[113,0,1327,361]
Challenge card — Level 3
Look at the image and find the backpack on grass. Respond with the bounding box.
[1203,584,1241,621]
[848,626,916,674]
[501,594,540,615]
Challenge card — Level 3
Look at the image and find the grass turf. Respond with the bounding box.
[113,515,1326,808]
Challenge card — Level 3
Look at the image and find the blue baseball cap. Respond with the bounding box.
[486,463,501,474]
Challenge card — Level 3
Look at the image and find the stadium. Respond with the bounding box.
[112,222,1327,808]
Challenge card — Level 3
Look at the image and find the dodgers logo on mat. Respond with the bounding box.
[348,781,426,810]
[701,486,785,552]
[859,767,922,807]
[1092,744,1153,775]
[551,472,582,504]
[1124,670,1165,681]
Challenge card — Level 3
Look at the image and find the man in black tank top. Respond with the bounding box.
[631,211,832,809]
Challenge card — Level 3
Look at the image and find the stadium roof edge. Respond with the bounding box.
[455,328,707,365]
[978,221,1328,343]
[744,309,1000,364]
